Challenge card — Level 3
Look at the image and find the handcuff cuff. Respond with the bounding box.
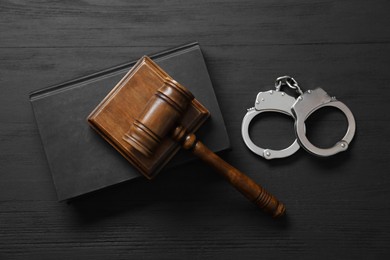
[241,76,356,159]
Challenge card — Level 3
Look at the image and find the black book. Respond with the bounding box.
[30,42,230,201]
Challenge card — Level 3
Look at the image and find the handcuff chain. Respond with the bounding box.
[275,75,303,95]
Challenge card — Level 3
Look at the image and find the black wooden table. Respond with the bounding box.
[1,1,389,259]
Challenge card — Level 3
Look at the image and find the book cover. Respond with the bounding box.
[30,42,230,201]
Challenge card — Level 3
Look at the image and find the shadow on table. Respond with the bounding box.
[68,156,291,230]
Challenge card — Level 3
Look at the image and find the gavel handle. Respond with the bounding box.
[179,133,286,218]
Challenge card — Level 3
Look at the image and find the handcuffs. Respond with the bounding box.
[241,76,356,159]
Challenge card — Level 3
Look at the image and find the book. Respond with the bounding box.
[30,42,230,201]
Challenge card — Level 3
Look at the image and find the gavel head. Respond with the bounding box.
[123,78,194,157]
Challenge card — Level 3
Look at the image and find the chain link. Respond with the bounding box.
[275,76,303,95]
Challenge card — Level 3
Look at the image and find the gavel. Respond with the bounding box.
[123,78,286,218]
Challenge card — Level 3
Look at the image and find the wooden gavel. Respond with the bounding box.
[123,78,286,218]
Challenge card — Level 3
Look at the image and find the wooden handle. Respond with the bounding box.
[173,128,286,218]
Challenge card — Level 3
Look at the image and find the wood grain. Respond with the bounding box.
[176,130,285,217]
[1,0,390,259]
[87,56,209,179]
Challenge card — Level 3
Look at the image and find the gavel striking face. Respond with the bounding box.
[124,78,286,218]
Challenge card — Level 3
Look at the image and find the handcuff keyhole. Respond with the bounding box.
[305,106,348,149]
[248,112,295,150]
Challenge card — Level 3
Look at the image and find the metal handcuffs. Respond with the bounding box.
[241,76,356,159]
